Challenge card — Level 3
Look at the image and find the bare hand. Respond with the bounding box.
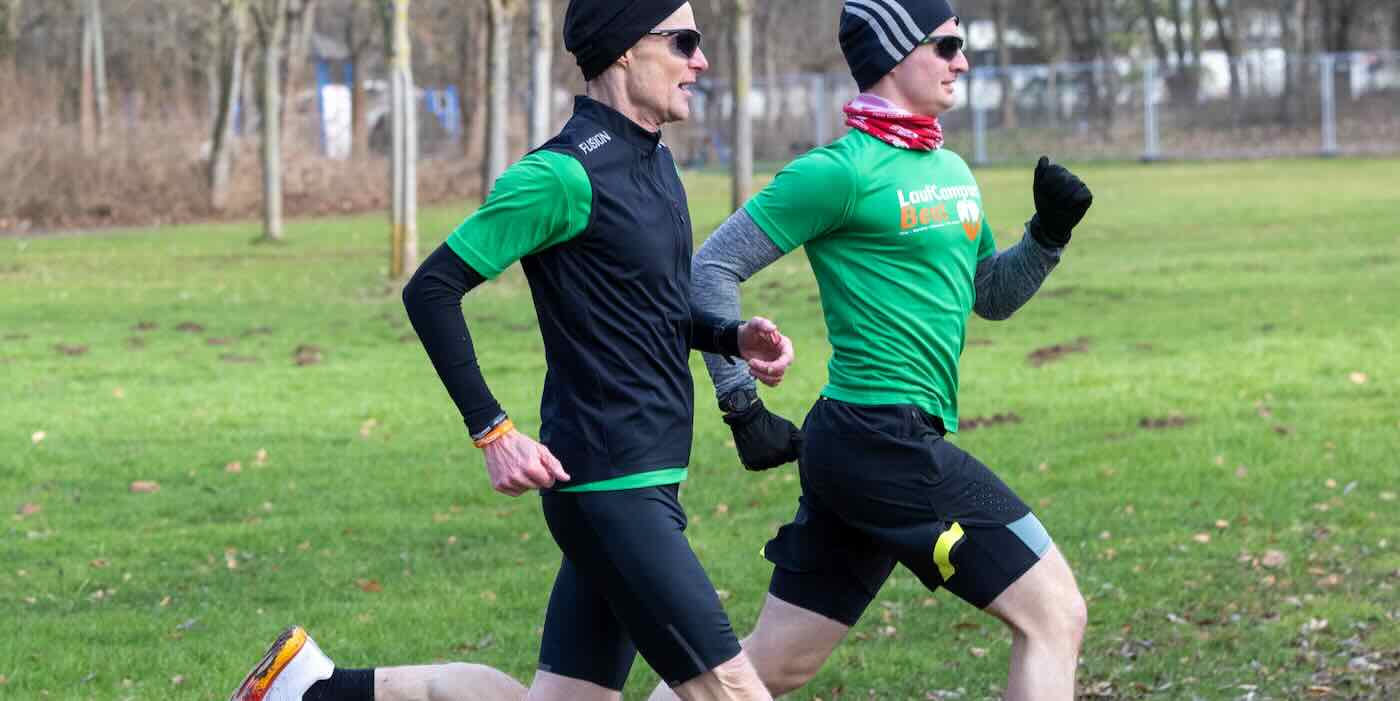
[481,430,570,497]
[738,316,794,387]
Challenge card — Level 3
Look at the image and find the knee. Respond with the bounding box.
[429,663,525,701]
[1025,589,1088,647]
[766,660,821,697]
[747,646,822,697]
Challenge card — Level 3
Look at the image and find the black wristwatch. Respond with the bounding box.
[718,388,759,415]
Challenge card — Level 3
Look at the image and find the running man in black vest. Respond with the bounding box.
[227,3,785,701]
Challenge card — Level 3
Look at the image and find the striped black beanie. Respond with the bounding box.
[840,0,958,91]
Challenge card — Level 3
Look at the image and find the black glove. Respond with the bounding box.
[722,399,803,471]
[1028,155,1093,248]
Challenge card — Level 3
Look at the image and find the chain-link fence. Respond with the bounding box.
[662,51,1400,167]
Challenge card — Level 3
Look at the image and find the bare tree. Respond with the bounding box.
[387,0,417,279]
[281,0,316,130]
[252,0,291,242]
[1207,0,1241,101]
[483,0,519,192]
[79,0,108,152]
[209,0,250,210]
[527,0,551,147]
[992,0,1015,128]
[1,0,20,77]
[339,0,377,157]
[731,0,753,209]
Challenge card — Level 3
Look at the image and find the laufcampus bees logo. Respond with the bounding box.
[897,181,982,241]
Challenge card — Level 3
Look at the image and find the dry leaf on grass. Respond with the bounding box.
[175,322,204,333]
[1348,372,1368,385]
[129,481,160,493]
[293,344,323,366]
[356,579,383,593]
[31,431,46,445]
[17,503,40,517]
[225,461,242,473]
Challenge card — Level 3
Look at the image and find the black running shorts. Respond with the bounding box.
[537,484,741,689]
[764,397,1053,625]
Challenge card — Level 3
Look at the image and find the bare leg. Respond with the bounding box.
[373,663,527,701]
[649,595,850,700]
[667,651,770,701]
[983,545,1087,701]
[524,670,620,701]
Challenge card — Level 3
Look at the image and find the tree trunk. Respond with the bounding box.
[1167,0,1187,67]
[90,0,107,142]
[761,5,779,142]
[257,0,290,242]
[3,0,20,77]
[731,0,753,209]
[210,0,248,211]
[527,0,551,148]
[483,0,517,193]
[281,0,317,133]
[1141,0,1168,66]
[344,6,370,159]
[80,1,95,153]
[993,0,1015,129]
[459,11,488,164]
[388,0,417,279]
[350,51,366,157]
[1207,0,1240,101]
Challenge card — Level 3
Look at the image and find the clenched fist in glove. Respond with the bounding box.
[719,389,802,471]
[1027,156,1093,248]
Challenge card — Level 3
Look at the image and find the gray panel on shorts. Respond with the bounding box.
[1008,512,1052,557]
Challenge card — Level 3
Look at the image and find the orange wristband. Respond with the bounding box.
[473,419,515,448]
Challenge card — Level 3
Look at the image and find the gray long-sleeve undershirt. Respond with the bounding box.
[693,209,1064,401]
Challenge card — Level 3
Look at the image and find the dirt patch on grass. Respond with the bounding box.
[1028,337,1090,367]
[960,413,1023,431]
[1138,415,1195,430]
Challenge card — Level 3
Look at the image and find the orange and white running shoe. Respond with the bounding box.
[229,626,335,701]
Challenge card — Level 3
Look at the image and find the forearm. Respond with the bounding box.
[692,209,785,399]
[689,307,743,357]
[973,225,1063,321]
[402,243,503,435]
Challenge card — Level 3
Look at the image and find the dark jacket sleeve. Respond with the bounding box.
[402,243,503,436]
[689,307,743,358]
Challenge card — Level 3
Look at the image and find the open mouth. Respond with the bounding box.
[678,82,695,96]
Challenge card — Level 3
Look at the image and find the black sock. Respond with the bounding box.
[303,668,374,701]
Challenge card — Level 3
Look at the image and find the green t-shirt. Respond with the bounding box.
[445,149,687,492]
[745,129,996,432]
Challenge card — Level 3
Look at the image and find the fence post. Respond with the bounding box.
[1143,61,1159,161]
[1320,54,1337,157]
[972,69,987,165]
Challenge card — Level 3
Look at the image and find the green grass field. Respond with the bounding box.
[5,158,1399,700]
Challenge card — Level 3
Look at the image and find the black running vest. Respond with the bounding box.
[524,97,697,488]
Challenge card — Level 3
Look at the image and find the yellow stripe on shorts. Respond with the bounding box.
[933,522,965,581]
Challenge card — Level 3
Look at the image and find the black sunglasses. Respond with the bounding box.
[646,28,703,59]
[920,34,965,61]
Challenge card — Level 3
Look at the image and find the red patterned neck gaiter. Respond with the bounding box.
[842,93,944,151]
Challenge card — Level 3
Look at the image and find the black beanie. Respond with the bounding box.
[840,0,958,91]
[564,0,689,81]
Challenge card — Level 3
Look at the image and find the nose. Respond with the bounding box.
[690,47,710,74]
[949,48,969,75]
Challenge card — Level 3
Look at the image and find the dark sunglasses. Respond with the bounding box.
[920,34,964,61]
[646,28,703,59]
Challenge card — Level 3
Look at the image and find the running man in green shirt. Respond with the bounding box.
[657,1,1094,699]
